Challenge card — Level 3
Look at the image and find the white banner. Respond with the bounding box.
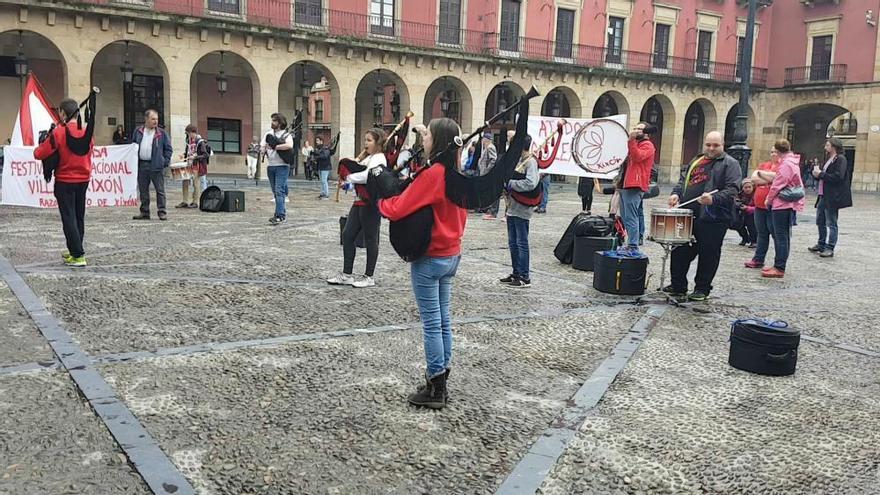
[528,114,628,178]
[1,144,140,208]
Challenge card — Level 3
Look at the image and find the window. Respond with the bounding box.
[315,99,324,122]
[125,74,164,136]
[370,0,395,37]
[295,0,322,27]
[810,35,833,81]
[439,0,461,45]
[500,0,521,52]
[653,24,670,69]
[207,118,241,154]
[606,17,624,64]
[555,9,575,59]
[207,0,238,14]
[696,30,713,75]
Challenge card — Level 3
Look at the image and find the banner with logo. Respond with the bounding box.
[527,114,629,179]
[1,144,139,208]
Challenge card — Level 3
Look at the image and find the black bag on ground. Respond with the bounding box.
[729,319,800,376]
[199,185,224,212]
[572,236,617,271]
[554,213,616,264]
[221,190,245,212]
[592,251,648,296]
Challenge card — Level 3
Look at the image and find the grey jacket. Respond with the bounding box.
[506,157,539,220]
[477,143,497,176]
[672,152,742,224]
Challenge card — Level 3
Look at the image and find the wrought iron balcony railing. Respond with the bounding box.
[76,0,768,86]
[783,64,847,86]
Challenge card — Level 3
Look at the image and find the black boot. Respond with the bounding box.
[408,371,448,409]
[415,369,450,402]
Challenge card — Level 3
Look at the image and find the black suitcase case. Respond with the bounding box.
[572,236,617,271]
[221,190,245,212]
[729,319,800,376]
[554,214,615,264]
[592,251,648,295]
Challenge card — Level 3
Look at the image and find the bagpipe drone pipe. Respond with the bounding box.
[507,119,565,207]
[38,87,99,182]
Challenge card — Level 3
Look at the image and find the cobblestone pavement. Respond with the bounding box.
[1,180,878,494]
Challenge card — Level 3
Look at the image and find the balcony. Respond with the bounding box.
[783,64,847,86]
[72,0,767,86]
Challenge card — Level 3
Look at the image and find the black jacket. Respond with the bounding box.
[672,152,742,224]
[817,154,853,210]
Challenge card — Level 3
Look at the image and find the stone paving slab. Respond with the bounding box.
[0,280,53,368]
[100,308,643,494]
[0,371,149,494]
[538,307,880,495]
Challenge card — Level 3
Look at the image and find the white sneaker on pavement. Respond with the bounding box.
[327,273,355,285]
[352,275,375,288]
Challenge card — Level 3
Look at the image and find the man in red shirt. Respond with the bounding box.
[620,122,656,253]
[33,99,93,267]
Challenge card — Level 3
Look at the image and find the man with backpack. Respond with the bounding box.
[176,124,209,209]
[132,109,173,221]
[261,113,294,225]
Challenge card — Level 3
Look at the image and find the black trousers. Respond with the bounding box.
[670,220,728,293]
[54,181,89,258]
[138,163,167,215]
[343,204,381,277]
[737,213,757,243]
[580,187,594,212]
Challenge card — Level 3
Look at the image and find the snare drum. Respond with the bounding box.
[170,161,193,181]
[649,208,694,245]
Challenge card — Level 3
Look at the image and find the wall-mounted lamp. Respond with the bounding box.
[867,10,876,28]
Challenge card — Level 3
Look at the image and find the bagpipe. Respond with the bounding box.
[38,87,99,182]
[508,120,566,207]
[335,112,412,203]
[264,130,297,165]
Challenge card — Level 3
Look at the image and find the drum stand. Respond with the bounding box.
[654,241,688,291]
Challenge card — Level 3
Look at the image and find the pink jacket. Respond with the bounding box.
[765,152,805,212]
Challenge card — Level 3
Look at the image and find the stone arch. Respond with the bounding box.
[423,76,473,130]
[773,103,854,169]
[0,30,67,142]
[278,60,341,172]
[639,94,676,166]
[354,68,411,151]
[90,40,171,146]
[541,86,582,119]
[189,50,261,172]
[592,91,630,119]
[484,81,524,149]
[681,98,718,163]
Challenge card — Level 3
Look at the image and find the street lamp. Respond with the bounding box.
[216,51,228,97]
[120,41,134,84]
[440,91,450,116]
[14,30,28,83]
[726,0,772,178]
[390,90,400,121]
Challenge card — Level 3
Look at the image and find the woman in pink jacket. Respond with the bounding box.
[761,139,805,278]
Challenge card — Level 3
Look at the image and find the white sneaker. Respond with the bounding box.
[270,197,275,203]
[285,197,290,203]
[327,273,355,285]
[352,275,375,288]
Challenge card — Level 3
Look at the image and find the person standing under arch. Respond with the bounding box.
[809,137,852,258]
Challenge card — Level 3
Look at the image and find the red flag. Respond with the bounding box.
[11,73,59,146]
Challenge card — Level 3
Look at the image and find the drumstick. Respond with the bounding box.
[593,177,601,193]
[676,189,719,209]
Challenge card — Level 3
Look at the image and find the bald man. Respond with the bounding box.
[664,131,742,302]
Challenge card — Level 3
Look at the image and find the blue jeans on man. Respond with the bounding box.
[619,188,645,248]
[267,165,289,218]
[507,216,530,280]
[410,255,461,377]
[318,170,330,198]
[538,175,551,211]
[816,197,839,251]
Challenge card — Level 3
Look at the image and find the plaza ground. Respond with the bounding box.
[1,179,878,494]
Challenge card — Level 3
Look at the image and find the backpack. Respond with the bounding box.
[200,185,224,212]
[199,139,214,164]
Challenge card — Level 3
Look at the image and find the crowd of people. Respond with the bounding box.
[33,99,855,409]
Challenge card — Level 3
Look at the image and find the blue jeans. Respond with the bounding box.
[507,215,530,279]
[538,175,551,210]
[619,188,644,248]
[200,175,208,192]
[319,170,330,197]
[771,208,795,271]
[753,208,774,263]
[411,255,461,377]
[638,199,645,243]
[267,165,289,218]
[816,197,839,250]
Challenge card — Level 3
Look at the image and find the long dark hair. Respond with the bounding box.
[428,118,461,164]
[364,128,386,155]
